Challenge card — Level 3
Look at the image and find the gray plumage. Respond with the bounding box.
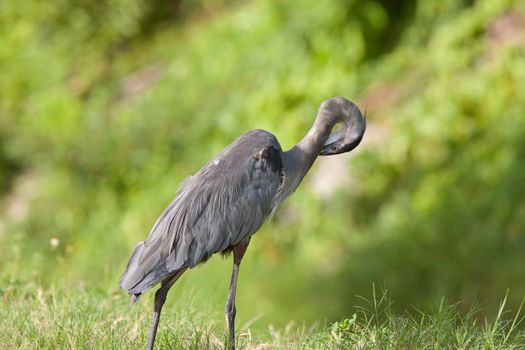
[120,130,283,296]
[120,96,366,350]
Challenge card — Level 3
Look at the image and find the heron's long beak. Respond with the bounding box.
[320,117,366,156]
[319,134,364,155]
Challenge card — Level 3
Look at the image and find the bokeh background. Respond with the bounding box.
[1,0,525,331]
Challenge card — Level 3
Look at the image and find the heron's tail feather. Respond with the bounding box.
[131,294,141,303]
[120,240,186,296]
[120,241,145,293]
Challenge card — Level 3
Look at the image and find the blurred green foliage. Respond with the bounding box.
[1,0,524,329]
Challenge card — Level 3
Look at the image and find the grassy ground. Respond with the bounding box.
[1,283,524,349]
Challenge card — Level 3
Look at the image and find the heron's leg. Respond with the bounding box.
[225,239,250,350]
[147,269,186,350]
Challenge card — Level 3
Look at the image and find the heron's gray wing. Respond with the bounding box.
[120,130,283,295]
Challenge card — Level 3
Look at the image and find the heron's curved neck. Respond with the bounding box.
[279,113,336,200]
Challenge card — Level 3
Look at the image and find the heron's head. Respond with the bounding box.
[318,96,366,156]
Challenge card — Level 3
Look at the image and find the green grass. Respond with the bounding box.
[1,283,524,349]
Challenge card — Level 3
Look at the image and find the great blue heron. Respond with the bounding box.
[120,96,366,350]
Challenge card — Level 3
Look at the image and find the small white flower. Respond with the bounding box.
[49,237,60,248]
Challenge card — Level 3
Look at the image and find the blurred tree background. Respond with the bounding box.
[1,0,525,331]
